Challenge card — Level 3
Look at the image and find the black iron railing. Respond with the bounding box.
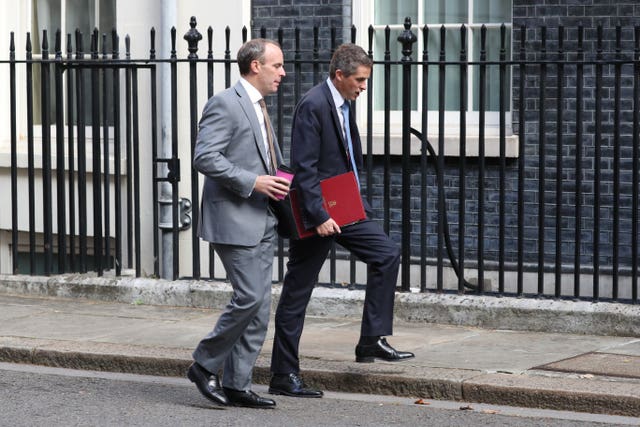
[3,17,639,304]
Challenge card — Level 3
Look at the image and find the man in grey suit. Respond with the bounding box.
[187,38,289,409]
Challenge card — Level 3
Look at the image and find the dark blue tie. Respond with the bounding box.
[340,102,360,188]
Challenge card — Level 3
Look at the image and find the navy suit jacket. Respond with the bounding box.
[291,81,371,229]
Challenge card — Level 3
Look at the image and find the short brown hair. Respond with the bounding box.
[237,38,281,76]
[329,43,372,79]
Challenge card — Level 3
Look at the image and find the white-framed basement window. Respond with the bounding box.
[30,0,116,127]
[353,0,517,157]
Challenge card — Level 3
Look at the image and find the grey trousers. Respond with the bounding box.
[192,215,276,390]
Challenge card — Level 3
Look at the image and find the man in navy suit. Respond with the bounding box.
[269,43,414,398]
[187,38,290,409]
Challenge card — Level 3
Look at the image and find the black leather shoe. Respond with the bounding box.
[355,337,415,363]
[268,373,324,398]
[186,362,229,406]
[223,388,276,408]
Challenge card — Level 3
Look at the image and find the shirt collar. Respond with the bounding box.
[326,77,346,109]
[239,77,263,104]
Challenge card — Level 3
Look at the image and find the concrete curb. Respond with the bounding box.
[462,373,640,417]
[0,344,638,417]
[1,273,639,337]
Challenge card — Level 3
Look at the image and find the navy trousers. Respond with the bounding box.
[270,218,400,375]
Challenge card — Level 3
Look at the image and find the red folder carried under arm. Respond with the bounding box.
[289,171,366,239]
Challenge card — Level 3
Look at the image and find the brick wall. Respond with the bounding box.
[251,0,350,162]
[252,0,640,275]
[511,0,640,270]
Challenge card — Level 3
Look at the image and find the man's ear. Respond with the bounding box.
[250,59,261,74]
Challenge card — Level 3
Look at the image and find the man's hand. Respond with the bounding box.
[316,218,341,237]
[254,175,291,200]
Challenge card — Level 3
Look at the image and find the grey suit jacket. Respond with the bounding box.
[194,81,283,247]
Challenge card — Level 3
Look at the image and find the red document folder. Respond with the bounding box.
[289,171,366,239]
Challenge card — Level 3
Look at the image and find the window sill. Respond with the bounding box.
[0,146,126,174]
[362,133,519,158]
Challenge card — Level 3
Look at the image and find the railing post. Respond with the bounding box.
[594,25,603,301]
[101,32,111,272]
[633,25,640,304]
[41,29,53,276]
[9,32,18,274]
[537,26,547,297]
[555,25,564,298]
[613,24,622,301]
[66,33,76,272]
[224,26,231,88]
[294,27,301,121]
[131,46,141,278]
[383,26,391,234]
[76,30,89,273]
[113,29,122,276]
[478,25,487,293]
[366,25,374,206]
[517,25,526,296]
[499,24,507,294]
[458,24,467,294]
[91,29,103,276]
[206,26,217,280]
[574,25,584,299]
[437,25,446,292]
[420,25,429,293]
[27,32,36,274]
[124,34,133,271]
[184,16,202,280]
[55,30,66,274]
[397,17,417,292]
[169,27,180,280]
[313,26,320,84]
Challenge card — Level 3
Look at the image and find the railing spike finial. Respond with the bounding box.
[55,29,62,58]
[149,27,156,59]
[26,31,33,54]
[42,29,49,55]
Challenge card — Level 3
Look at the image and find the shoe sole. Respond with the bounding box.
[268,387,324,398]
[355,355,416,363]
[187,368,228,407]
[227,401,276,409]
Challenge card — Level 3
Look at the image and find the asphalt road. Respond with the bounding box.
[0,363,636,427]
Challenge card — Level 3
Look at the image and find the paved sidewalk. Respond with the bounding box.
[0,276,639,417]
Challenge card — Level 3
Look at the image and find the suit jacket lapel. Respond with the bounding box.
[234,82,271,172]
[322,81,352,166]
